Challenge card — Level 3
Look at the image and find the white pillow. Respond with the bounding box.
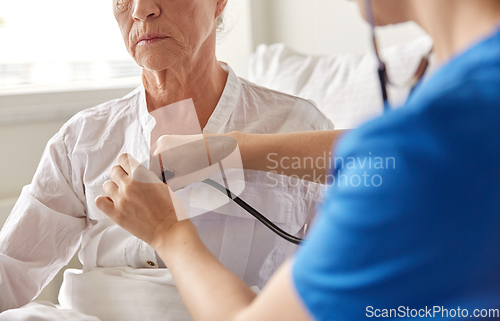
[249,36,434,129]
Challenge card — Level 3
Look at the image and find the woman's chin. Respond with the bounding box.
[134,50,180,72]
[136,57,178,73]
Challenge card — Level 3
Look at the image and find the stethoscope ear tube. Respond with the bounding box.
[363,0,431,113]
[378,62,390,112]
[364,0,391,112]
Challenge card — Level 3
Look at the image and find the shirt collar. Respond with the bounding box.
[137,85,156,155]
[203,62,242,134]
[137,62,242,141]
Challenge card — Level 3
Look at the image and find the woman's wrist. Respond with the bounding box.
[151,219,199,257]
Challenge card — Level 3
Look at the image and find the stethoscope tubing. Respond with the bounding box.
[202,178,303,245]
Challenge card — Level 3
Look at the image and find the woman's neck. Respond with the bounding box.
[412,0,500,63]
[142,44,228,130]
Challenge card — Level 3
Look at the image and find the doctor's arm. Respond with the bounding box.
[156,130,345,185]
[96,155,313,321]
[154,221,311,321]
[230,130,345,183]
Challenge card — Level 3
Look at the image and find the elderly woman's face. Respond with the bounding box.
[113,0,225,71]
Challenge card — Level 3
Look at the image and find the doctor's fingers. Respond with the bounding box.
[95,195,115,216]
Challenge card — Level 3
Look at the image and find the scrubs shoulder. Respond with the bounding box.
[293,29,500,320]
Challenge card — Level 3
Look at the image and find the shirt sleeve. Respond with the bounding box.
[0,128,87,311]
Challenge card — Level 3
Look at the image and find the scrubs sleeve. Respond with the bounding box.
[291,90,500,320]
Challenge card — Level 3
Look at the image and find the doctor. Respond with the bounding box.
[98,0,500,320]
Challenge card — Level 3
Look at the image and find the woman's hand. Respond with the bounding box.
[95,153,189,248]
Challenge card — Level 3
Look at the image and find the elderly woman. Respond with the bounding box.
[0,0,333,320]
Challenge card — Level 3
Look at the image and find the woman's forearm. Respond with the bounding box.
[154,221,257,321]
[230,130,346,184]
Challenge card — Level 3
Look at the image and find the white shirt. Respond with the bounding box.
[0,64,334,319]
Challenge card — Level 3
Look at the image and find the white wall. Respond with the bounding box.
[251,0,427,54]
[217,0,254,78]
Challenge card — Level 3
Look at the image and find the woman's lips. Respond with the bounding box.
[137,35,169,46]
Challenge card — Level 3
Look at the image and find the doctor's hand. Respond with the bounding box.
[95,153,190,248]
[150,133,242,191]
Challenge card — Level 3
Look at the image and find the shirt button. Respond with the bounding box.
[147,261,156,267]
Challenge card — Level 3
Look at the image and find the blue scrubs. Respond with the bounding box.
[293,28,500,320]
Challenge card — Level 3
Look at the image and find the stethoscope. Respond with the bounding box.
[159,163,303,245]
[202,178,303,244]
[363,0,431,113]
[159,0,431,246]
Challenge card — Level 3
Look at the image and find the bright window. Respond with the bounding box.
[0,0,141,93]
